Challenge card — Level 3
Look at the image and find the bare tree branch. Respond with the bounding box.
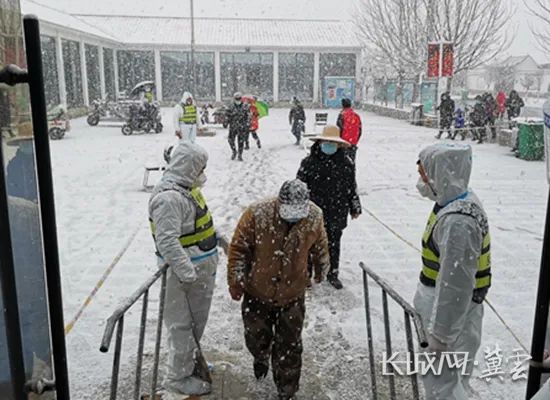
[355,0,514,81]
[524,0,550,54]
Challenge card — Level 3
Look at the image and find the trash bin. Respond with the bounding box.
[411,103,424,126]
[518,119,545,161]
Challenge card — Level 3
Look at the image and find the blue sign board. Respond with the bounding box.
[323,77,355,108]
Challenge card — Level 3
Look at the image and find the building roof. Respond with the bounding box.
[21,0,118,42]
[20,0,361,51]
[72,15,361,50]
[500,55,538,68]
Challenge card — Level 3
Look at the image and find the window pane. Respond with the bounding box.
[62,39,84,108]
[40,35,59,107]
[279,52,314,101]
[103,48,116,100]
[117,50,155,96]
[160,52,215,102]
[1,2,53,397]
[320,53,356,80]
[85,44,101,103]
[221,53,273,101]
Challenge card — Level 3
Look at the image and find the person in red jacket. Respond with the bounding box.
[496,91,507,120]
[336,98,362,161]
[244,97,261,149]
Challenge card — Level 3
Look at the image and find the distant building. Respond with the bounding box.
[22,0,361,108]
[466,55,550,94]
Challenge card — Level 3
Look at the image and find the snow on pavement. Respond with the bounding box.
[51,107,547,399]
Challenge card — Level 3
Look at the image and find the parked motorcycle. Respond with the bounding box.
[87,99,107,126]
[47,105,70,140]
[212,105,229,128]
[121,102,163,135]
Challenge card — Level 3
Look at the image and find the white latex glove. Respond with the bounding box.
[173,261,197,284]
[428,334,448,355]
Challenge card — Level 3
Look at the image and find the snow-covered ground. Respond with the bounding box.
[50,106,547,399]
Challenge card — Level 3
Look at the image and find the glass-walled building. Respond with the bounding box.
[23,0,362,107]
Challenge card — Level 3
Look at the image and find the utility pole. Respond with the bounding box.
[190,0,196,95]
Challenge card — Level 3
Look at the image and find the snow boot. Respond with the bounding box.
[254,360,269,380]
[278,393,295,400]
[256,139,262,149]
[231,151,237,160]
[163,376,212,396]
[237,154,243,161]
[328,276,343,290]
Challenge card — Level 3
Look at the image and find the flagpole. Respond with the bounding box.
[190,0,196,95]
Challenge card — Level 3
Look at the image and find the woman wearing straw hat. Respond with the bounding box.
[297,125,362,289]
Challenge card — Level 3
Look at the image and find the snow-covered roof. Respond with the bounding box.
[21,0,118,42]
[20,0,361,51]
[73,15,361,50]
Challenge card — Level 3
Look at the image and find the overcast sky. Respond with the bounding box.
[35,0,549,63]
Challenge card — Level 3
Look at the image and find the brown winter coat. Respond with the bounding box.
[227,198,330,306]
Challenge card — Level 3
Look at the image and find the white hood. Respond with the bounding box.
[418,144,472,206]
[155,141,208,192]
[181,92,194,104]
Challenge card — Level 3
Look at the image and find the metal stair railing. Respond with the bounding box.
[99,236,229,400]
[360,262,429,400]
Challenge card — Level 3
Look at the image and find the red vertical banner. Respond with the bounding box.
[427,43,440,78]
[442,43,454,77]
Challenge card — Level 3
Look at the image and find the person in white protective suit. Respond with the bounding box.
[174,92,198,143]
[148,141,218,396]
[413,143,492,400]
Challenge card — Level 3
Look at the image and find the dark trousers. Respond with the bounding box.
[307,224,343,280]
[437,120,452,138]
[486,117,496,139]
[326,225,343,279]
[291,121,304,144]
[245,130,261,148]
[242,293,305,396]
[229,130,246,156]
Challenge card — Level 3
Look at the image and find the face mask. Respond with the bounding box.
[194,171,207,188]
[283,217,301,224]
[416,177,437,201]
[320,142,338,155]
[235,100,242,105]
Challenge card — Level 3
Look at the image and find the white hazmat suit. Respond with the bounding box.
[149,141,218,395]
[413,144,489,400]
[174,92,198,143]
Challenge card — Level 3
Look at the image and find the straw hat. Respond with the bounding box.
[310,125,350,146]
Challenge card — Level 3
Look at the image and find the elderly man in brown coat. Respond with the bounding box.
[227,179,330,400]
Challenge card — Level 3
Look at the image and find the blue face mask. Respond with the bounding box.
[320,142,338,155]
[284,217,301,224]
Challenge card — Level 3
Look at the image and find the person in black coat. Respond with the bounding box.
[227,92,250,161]
[469,95,487,144]
[483,92,498,140]
[506,90,525,129]
[297,125,362,289]
[289,97,306,145]
[435,92,455,139]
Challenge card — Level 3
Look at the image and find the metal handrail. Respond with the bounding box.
[359,261,428,400]
[100,235,229,400]
[100,265,168,353]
